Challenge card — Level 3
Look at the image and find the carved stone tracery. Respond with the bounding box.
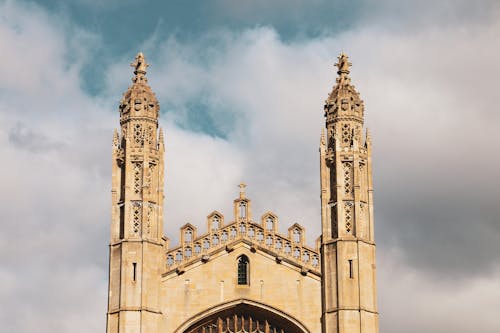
[166,201,320,273]
[186,314,284,333]
[183,304,307,333]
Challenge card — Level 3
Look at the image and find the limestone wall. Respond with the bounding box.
[160,242,321,332]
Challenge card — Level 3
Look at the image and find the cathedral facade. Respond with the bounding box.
[106,52,379,333]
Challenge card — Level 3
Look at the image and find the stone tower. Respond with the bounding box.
[107,53,165,333]
[320,53,379,332]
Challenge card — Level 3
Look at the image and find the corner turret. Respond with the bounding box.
[107,52,164,333]
[320,53,379,333]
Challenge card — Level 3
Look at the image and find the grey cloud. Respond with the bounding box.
[8,122,64,153]
[377,253,500,333]
[376,174,500,278]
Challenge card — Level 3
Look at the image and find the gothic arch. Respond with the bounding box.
[175,299,310,333]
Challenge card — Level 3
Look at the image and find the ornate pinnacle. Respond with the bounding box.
[365,128,372,146]
[131,52,149,81]
[335,52,352,78]
[320,128,326,146]
[112,129,120,148]
[158,127,164,146]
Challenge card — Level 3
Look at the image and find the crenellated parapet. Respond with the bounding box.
[165,186,321,275]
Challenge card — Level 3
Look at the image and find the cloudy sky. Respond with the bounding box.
[0,0,499,332]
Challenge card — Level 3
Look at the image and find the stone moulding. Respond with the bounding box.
[174,298,311,333]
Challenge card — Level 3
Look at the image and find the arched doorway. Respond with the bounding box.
[177,299,309,333]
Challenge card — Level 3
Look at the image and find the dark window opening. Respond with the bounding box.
[237,255,249,285]
[119,206,125,239]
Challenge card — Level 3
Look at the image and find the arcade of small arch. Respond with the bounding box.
[165,212,320,274]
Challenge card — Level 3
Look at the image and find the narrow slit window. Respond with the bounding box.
[119,206,125,239]
[237,255,249,285]
[132,262,137,282]
[348,259,353,279]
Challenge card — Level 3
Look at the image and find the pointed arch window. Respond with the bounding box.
[185,247,192,259]
[312,255,319,267]
[230,226,237,238]
[239,201,247,219]
[293,247,301,259]
[248,226,255,238]
[221,230,228,242]
[293,228,301,243]
[211,215,221,231]
[237,255,249,285]
[265,216,274,231]
[256,230,264,242]
[212,234,219,245]
[184,228,193,243]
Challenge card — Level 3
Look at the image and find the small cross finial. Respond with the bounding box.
[238,183,247,198]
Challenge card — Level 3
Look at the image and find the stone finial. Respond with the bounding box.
[335,52,351,76]
[112,128,120,148]
[131,52,149,80]
[365,128,372,147]
[238,183,247,199]
[320,128,326,146]
[158,127,164,146]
